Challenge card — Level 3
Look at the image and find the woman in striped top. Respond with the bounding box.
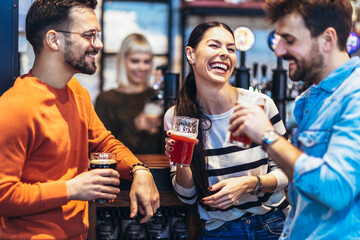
[164,21,289,240]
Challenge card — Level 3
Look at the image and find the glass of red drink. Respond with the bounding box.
[229,95,265,148]
[170,116,199,167]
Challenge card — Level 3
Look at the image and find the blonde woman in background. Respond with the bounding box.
[95,33,162,154]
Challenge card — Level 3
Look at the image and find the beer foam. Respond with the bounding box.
[90,159,117,164]
[172,131,197,139]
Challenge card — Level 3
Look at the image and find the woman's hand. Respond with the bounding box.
[134,111,161,132]
[200,176,257,210]
[164,130,175,157]
[165,130,197,188]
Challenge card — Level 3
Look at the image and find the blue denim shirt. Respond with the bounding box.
[281,57,360,239]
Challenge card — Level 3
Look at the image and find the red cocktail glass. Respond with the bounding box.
[170,116,199,167]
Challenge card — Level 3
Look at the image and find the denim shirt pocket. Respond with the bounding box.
[297,130,330,150]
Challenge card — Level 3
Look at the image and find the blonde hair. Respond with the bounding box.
[116,33,153,87]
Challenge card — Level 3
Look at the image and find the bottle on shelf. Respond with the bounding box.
[147,209,170,240]
[120,214,147,240]
[250,62,258,91]
[170,208,188,240]
[96,207,119,240]
[261,64,273,97]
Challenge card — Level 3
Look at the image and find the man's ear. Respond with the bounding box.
[45,30,60,51]
[185,46,195,64]
[320,27,337,53]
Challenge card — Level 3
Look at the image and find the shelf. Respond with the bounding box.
[104,0,168,2]
[103,52,169,58]
[181,1,265,16]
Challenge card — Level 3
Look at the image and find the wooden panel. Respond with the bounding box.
[94,190,183,207]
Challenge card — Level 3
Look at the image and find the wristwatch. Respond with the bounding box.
[261,130,280,151]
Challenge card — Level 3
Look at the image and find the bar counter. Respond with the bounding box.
[88,154,186,240]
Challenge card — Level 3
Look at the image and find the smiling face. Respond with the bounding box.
[275,12,325,84]
[62,6,103,75]
[125,52,152,86]
[187,26,237,85]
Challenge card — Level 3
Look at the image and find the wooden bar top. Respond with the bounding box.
[93,154,182,207]
[135,154,170,168]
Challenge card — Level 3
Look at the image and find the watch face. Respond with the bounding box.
[263,130,279,143]
[268,131,278,141]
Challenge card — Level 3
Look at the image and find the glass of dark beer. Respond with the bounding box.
[90,152,117,203]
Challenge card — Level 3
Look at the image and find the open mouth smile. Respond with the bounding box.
[209,62,230,72]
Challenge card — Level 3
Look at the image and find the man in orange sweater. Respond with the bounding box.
[0,0,160,239]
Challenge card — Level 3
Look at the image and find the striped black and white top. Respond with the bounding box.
[164,88,290,231]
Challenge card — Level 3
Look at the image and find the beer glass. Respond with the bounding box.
[229,95,265,148]
[89,152,117,203]
[143,99,163,134]
[170,116,199,167]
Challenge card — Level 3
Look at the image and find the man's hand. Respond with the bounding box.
[228,102,274,144]
[129,169,160,223]
[66,169,120,201]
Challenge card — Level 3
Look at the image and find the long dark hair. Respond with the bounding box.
[175,21,234,200]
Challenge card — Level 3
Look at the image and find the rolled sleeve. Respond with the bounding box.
[293,153,324,180]
[172,175,197,205]
[293,153,355,211]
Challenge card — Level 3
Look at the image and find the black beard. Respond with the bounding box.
[64,38,97,75]
[283,42,324,84]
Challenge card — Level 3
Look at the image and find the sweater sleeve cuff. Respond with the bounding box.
[269,169,289,191]
[172,175,197,197]
[42,181,68,207]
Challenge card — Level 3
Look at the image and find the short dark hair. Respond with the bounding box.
[265,0,353,51]
[26,0,98,54]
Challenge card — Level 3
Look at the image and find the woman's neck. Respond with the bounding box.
[117,83,148,94]
[196,83,238,115]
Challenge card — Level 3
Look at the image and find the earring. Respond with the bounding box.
[190,60,195,64]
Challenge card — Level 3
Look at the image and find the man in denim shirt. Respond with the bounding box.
[228,0,360,239]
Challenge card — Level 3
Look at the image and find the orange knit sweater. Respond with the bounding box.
[0,73,140,239]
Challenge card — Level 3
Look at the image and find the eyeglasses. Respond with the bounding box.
[55,29,102,46]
